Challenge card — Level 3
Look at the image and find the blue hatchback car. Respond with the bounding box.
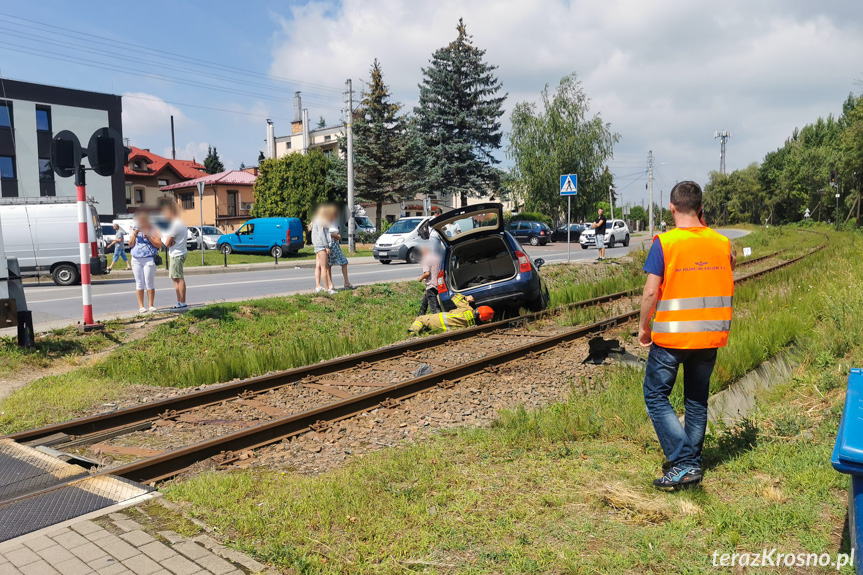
[217,217,304,258]
[423,203,549,315]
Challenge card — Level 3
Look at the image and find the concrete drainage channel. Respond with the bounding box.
[707,351,798,426]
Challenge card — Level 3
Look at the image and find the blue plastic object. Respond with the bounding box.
[832,368,863,573]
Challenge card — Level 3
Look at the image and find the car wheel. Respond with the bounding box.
[608,236,616,248]
[220,244,233,255]
[623,234,630,247]
[406,248,420,264]
[380,259,391,265]
[52,263,80,286]
[581,244,589,250]
[270,245,283,258]
[529,236,540,246]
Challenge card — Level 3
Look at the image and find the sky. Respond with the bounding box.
[1,0,861,208]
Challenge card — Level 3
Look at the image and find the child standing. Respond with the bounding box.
[417,245,441,314]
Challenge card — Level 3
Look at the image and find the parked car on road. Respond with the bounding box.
[217,217,304,257]
[0,197,107,285]
[551,223,585,242]
[373,216,430,264]
[188,225,225,250]
[579,219,631,249]
[505,220,550,246]
[427,204,549,314]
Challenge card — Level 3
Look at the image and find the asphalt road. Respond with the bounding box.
[18,229,749,331]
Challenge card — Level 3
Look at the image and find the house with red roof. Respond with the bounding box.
[160,168,258,230]
[124,146,206,212]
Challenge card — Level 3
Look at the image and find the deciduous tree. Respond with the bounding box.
[251,151,337,229]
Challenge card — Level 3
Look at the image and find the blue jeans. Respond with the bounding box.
[643,344,717,469]
[112,248,127,262]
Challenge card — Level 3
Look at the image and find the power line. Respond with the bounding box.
[0,45,345,113]
[0,26,345,103]
[0,13,344,94]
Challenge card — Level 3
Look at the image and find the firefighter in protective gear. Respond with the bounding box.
[408,293,494,334]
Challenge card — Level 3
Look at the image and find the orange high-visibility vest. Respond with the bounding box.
[650,227,734,349]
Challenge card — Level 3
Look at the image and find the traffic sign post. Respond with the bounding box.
[52,127,129,331]
[197,181,205,266]
[560,174,578,263]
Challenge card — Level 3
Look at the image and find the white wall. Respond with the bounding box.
[10,101,112,209]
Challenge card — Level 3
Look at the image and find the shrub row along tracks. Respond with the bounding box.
[2,236,826,490]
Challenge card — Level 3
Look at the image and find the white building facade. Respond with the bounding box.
[0,79,124,215]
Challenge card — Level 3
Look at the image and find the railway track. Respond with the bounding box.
[3,232,828,488]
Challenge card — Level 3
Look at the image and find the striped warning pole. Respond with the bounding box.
[75,165,95,326]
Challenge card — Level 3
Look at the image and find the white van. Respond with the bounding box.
[373,216,430,264]
[0,197,107,285]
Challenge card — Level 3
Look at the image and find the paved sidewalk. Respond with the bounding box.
[0,507,272,575]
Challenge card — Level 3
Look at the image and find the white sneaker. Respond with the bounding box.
[139,307,147,314]
[314,287,324,293]
[148,306,157,312]
[327,288,337,295]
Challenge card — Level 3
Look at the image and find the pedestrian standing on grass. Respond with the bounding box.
[592,207,607,260]
[417,244,441,314]
[161,202,188,309]
[105,224,130,272]
[311,206,335,294]
[128,213,163,313]
[326,205,354,290]
[637,181,736,489]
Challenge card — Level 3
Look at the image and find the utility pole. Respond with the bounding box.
[648,150,654,237]
[345,78,356,254]
[659,188,663,227]
[714,130,731,174]
[608,185,615,220]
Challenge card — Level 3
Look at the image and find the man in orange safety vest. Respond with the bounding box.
[638,181,736,489]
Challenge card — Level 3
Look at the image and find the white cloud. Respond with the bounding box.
[267,0,863,204]
[122,92,188,144]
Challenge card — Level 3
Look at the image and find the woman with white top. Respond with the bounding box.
[128,213,163,313]
[310,205,335,294]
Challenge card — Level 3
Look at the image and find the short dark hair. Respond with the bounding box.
[670,181,702,214]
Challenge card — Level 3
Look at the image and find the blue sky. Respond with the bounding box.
[2,0,861,207]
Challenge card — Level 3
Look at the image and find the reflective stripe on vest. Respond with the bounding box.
[650,227,734,349]
[438,313,449,330]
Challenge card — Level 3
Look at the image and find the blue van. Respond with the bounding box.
[217,217,304,257]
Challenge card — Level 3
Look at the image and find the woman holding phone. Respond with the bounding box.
[128,213,163,313]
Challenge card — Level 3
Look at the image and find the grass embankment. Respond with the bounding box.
[160,227,856,574]
[0,249,639,433]
[181,246,373,267]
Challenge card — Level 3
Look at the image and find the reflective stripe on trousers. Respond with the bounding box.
[652,319,732,334]
[655,296,733,312]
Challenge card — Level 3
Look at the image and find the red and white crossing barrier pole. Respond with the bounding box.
[75,165,100,328]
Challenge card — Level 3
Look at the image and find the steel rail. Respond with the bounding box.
[6,289,639,444]
[106,240,832,483]
[0,234,829,503]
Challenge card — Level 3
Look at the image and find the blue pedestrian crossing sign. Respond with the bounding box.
[560,174,578,196]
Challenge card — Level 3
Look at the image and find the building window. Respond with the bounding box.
[0,156,15,179]
[0,101,11,129]
[35,106,51,132]
[226,190,238,217]
[39,158,53,182]
[324,135,331,141]
[286,141,292,149]
[158,179,169,187]
[180,193,194,209]
[134,188,144,203]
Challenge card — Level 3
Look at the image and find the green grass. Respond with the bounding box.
[180,246,373,267]
[0,322,122,378]
[164,227,856,574]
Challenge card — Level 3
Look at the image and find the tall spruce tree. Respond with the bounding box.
[203,146,224,174]
[335,60,414,229]
[414,18,506,207]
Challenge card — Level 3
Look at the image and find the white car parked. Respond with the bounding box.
[579,219,631,249]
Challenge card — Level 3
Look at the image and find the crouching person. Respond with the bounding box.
[409,293,494,334]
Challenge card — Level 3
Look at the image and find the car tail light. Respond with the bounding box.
[540,230,545,235]
[515,251,531,274]
[436,270,448,294]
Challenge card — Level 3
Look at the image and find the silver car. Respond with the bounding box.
[188,225,225,250]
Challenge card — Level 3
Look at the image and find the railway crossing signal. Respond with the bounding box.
[51,128,130,331]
